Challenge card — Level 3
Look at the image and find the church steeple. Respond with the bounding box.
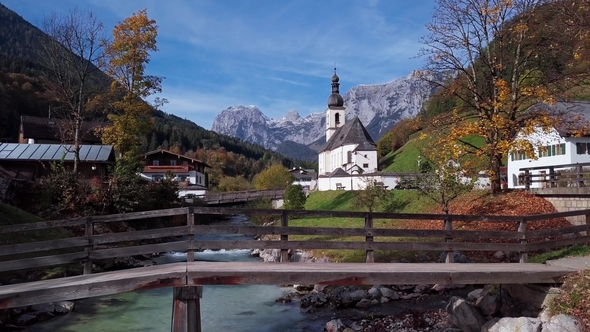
[325,68,346,141]
[327,67,344,107]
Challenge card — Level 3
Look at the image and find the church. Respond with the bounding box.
[316,70,379,191]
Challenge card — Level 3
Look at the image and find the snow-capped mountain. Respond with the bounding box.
[210,71,441,156]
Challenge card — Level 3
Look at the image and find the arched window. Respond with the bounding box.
[335,113,340,125]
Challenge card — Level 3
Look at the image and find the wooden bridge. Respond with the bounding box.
[1,207,589,332]
[196,189,285,205]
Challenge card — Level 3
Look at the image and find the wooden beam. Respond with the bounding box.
[186,262,574,286]
[171,286,203,332]
[192,225,523,239]
[190,240,526,252]
[0,264,187,309]
[0,252,87,273]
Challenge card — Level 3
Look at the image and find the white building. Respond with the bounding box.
[317,70,380,191]
[507,101,590,188]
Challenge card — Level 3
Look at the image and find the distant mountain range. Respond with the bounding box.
[211,71,441,160]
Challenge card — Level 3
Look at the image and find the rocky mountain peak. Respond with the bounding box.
[284,109,300,122]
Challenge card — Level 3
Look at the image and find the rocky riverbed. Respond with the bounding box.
[255,248,585,332]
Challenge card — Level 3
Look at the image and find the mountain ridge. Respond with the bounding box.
[210,71,441,159]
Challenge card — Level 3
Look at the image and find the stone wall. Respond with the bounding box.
[530,187,590,225]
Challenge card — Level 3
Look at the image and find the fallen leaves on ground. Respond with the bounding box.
[401,190,571,232]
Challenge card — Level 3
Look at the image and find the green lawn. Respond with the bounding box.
[285,190,440,262]
[529,244,590,263]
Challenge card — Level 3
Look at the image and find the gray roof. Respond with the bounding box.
[328,167,350,177]
[0,143,115,162]
[320,117,376,152]
[534,101,590,136]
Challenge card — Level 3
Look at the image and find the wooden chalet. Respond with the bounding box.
[141,149,210,196]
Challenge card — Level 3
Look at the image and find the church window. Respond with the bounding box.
[335,113,340,125]
[363,163,369,168]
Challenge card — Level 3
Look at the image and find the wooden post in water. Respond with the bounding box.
[365,213,374,263]
[444,216,454,263]
[280,210,289,262]
[518,218,528,263]
[84,216,93,274]
[187,207,195,263]
[171,286,203,332]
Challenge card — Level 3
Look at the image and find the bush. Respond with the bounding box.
[283,184,306,210]
[245,199,274,225]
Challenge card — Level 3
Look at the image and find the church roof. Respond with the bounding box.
[328,167,350,177]
[320,117,376,152]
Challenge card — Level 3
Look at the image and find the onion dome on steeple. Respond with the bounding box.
[327,67,344,107]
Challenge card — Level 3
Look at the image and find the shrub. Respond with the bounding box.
[283,184,306,210]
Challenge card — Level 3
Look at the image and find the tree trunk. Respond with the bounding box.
[490,156,502,195]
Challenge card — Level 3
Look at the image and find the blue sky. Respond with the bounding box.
[3,0,435,129]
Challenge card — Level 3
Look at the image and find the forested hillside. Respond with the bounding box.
[0,3,313,185]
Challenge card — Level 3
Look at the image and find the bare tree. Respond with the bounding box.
[40,7,108,173]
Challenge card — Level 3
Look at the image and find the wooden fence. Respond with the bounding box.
[520,162,590,189]
[1,207,590,275]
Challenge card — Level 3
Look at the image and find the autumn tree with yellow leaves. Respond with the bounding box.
[419,0,589,194]
[101,9,163,159]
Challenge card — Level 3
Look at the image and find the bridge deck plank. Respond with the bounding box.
[0,262,575,309]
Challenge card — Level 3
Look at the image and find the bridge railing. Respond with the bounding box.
[1,207,589,275]
[520,162,590,189]
[201,189,285,204]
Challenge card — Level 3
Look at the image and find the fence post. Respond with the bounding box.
[444,216,454,263]
[549,167,556,188]
[518,218,528,263]
[586,213,590,246]
[171,286,203,332]
[187,207,195,263]
[280,210,289,262]
[577,165,585,187]
[84,216,93,274]
[524,170,531,190]
[365,213,374,263]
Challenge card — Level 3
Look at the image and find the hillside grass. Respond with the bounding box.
[381,130,486,172]
[0,202,73,246]
[288,190,440,262]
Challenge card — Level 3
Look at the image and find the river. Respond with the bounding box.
[25,216,328,332]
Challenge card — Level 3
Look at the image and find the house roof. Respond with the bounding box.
[534,101,590,137]
[143,149,210,167]
[0,143,115,162]
[320,117,376,152]
[20,116,103,143]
